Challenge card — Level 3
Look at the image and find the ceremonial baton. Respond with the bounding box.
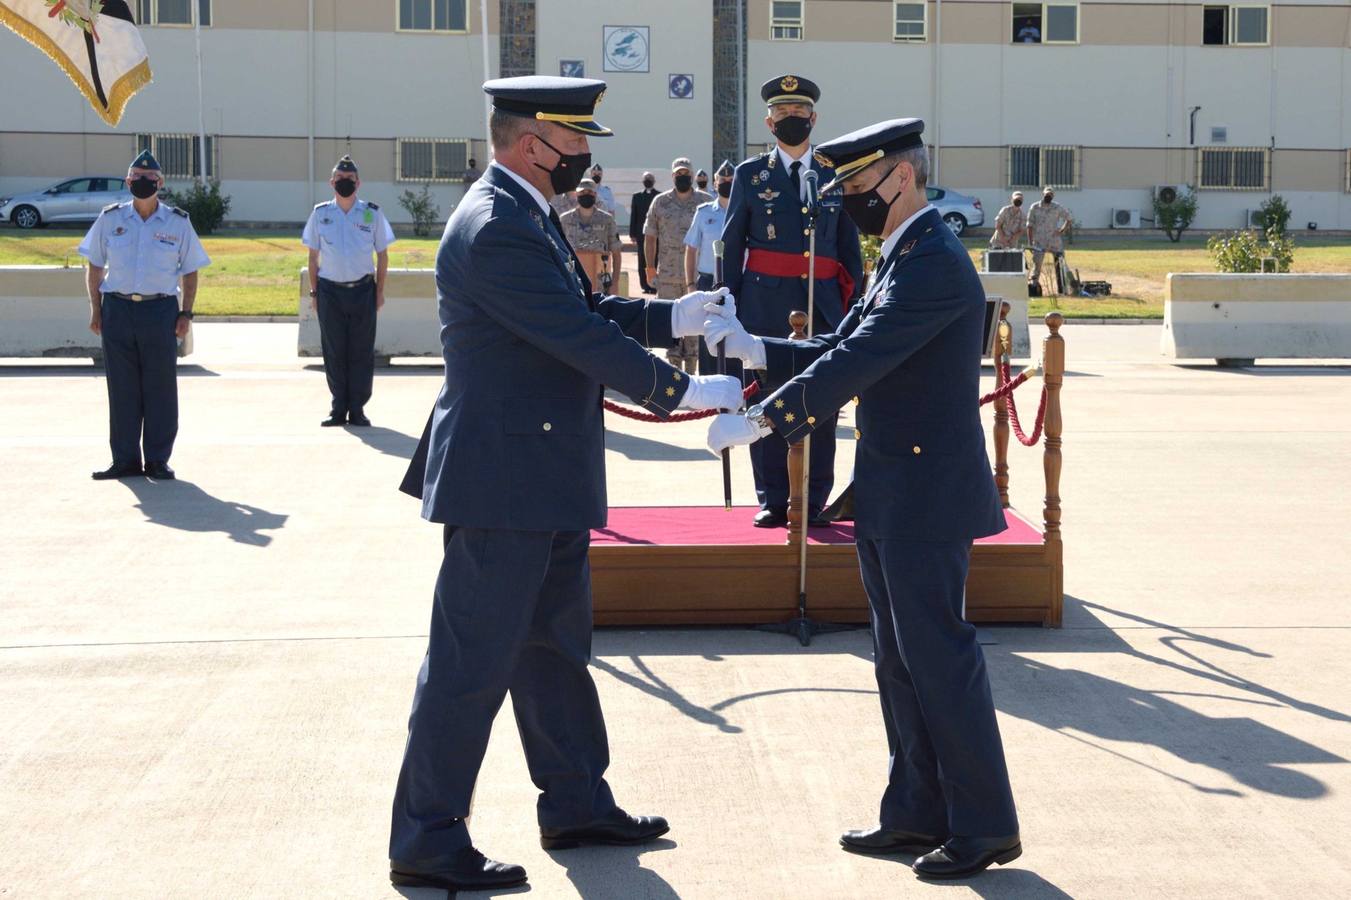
[712,239,733,510]
[796,170,821,602]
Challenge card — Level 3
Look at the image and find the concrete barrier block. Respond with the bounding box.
[299,268,442,360]
[1162,273,1351,362]
[0,266,102,361]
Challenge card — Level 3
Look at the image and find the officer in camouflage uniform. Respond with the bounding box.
[644,156,713,374]
[559,177,622,289]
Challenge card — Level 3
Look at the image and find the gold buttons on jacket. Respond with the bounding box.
[543,423,553,432]
[801,251,809,257]
[807,416,816,424]
[912,445,922,455]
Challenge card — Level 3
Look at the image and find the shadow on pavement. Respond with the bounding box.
[920,866,1076,898]
[1175,364,1351,376]
[121,477,288,546]
[604,432,711,462]
[348,425,418,460]
[547,838,679,900]
[0,363,221,377]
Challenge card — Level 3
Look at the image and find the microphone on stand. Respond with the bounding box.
[802,168,820,220]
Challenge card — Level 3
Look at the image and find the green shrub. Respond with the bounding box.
[1257,194,1291,236]
[398,183,441,237]
[1152,186,1198,243]
[1207,227,1294,273]
[161,180,231,235]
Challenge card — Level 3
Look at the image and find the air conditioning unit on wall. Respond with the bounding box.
[1153,185,1187,207]
[1111,208,1141,229]
[1245,209,1265,228]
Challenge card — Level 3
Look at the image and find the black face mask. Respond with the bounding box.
[129,176,159,199]
[1013,198,1023,207]
[591,173,602,184]
[717,181,733,198]
[842,166,900,237]
[697,179,708,190]
[643,180,655,190]
[533,136,592,196]
[334,179,357,198]
[673,174,693,193]
[772,115,813,147]
[577,194,596,209]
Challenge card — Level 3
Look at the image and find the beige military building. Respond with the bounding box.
[1,0,1349,230]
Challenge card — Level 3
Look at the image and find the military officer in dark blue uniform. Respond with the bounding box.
[721,74,863,528]
[80,149,210,481]
[705,119,1021,880]
[389,77,741,893]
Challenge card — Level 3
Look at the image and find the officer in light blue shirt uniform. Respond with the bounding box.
[683,159,735,293]
[302,155,396,427]
[79,148,210,481]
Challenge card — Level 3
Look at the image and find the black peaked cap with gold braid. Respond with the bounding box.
[760,74,820,107]
[815,118,926,193]
[484,76,613,137]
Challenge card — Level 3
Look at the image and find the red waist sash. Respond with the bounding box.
[745,248,856,310]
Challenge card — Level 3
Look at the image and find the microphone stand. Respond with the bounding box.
[712,240,733,510]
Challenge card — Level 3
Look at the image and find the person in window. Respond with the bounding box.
[1016,18,1041,43]
[462,158,482,185]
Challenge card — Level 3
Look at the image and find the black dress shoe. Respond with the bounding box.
[540,809,669,850]
[91,462,142,480]
[389,846,527,891]
[841,826,946,856]
[808,511,833,527]
[914,835,1022,879]
[348,411,371,427]
[320,413,346,427]
[753,507,787,528]
[143,461,175,480]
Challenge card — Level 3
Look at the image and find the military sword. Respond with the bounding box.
[712,239,733,510]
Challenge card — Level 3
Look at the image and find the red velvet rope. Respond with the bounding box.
[601,382,761,424]
[996,362,1048,446]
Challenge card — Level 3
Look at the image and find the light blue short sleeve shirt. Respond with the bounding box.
[78,201,211,296]
[683,200,727,276]
[302,198,397,283]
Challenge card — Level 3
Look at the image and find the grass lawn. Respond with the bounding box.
[3,227,1347,318]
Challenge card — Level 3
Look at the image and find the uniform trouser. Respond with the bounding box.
[316,276,377,416]
[857,538,1019,838]
[635,239,653,291]
[748,414,836,515]
[389,526,617,866]
[1031,249,1065,294]
[99,294,178,466]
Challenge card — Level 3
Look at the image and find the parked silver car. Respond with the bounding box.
[0,176,131,229]
[927,185,984,236]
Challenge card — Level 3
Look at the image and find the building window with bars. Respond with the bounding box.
[1197,147,1269,190]
[136,133,215,179]
[397,139,470,182]
[1008,145,1079,189]
[138,0,210,26]
[893,2,926,42]
[398,0,469,33]
[770,0,803,41]
[1012,3,1078,44]
[1202,5,1268,46]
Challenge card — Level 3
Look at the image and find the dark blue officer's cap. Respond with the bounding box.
[814,118,925,192]
[760,74,820,107]
[484,76,613,137]
[130,149,160,171]
[715,159,735,177]
[334,155,358,174]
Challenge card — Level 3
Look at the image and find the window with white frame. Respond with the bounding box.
[770,0,803,41]
[138,0,211,26]
[1198,147,1269,190]
[397,139,470,182]
[1012,2,1078,44]
[398,0,469,33]
[136,133,216,179]
[1008,145,1079,189]
[1203,5,1268,46]
[893,2,927,42]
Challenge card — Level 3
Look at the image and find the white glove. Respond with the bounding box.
[706,413,770,457]
[671,286,732,337]
[678,374,743,412]
[702,295,765,368]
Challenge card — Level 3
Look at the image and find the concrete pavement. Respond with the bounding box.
[2,324,1349,898]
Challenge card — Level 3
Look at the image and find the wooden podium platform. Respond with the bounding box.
[589,311,1066,629]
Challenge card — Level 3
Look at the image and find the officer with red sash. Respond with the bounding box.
[721,74,863,527]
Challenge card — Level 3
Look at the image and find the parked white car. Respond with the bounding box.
[0,176,131,229]
[927,186,984,236]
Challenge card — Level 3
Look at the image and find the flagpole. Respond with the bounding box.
[480,0,492,157]
[192,1,207,183]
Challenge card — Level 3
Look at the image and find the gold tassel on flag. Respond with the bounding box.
[0,1,151,127]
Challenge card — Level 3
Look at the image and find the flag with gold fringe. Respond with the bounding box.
[0,1,151,126]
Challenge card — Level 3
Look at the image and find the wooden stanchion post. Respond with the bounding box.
[1042,311,1065,626]
[993,301,1012,509]
[785,310,809,543]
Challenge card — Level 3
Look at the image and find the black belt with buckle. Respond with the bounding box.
[105,291,176,302]
[319,274,374,289]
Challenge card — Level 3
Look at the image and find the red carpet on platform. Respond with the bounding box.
[592,507,1043,547]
